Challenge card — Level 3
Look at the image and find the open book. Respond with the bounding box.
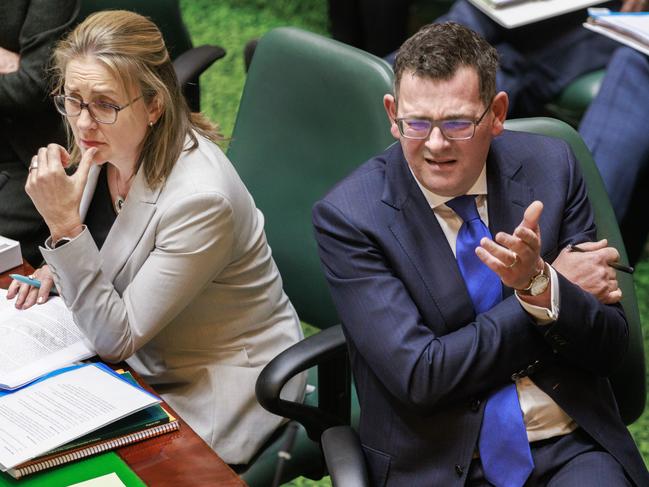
[0,289,94,389]
[468,0,606,28]
[584,10,649,56]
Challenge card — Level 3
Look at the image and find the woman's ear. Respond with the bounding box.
[147,94,163,125]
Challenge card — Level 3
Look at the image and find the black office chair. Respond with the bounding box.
[255,117,647,485]
[77,0,225,112]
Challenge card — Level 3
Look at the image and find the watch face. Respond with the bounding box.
[530,274,550,296]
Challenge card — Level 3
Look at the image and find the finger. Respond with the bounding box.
[45,143,68,171]
[602,246,621,264]
[512,226,540,249]
[22,287,40,309]
[480,237,518,267]
[570,239,608,252]
[604,288,623,305]
[74,147,98,188]
[37,146,49,171]
[36,278,54,304]
[6,279,21,299]
[14,282,33,309]
[475,245,504,274]
[520,200,543,231]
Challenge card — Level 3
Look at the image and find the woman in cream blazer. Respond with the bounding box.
[9,11,305,465]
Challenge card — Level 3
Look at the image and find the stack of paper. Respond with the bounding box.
[0,364,170,478]
[468,0,606,28]
[585,9,649,56]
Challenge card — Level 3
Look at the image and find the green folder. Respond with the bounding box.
[0,452,144,487]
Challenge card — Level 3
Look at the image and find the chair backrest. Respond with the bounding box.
[77,0,193,59]
[227,27,395,329]
[505,117,646,425]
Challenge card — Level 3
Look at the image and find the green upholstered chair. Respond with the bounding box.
[544,71,605,127]
[77,0,225,112]
[505,117,646,425]
[226,27,394,486]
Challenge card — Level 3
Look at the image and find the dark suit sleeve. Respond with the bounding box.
[314,199,551,411]
[540,141,629,376]
[0,0,79,113]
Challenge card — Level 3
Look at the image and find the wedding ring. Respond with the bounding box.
[29,160,38,171]
[505,253,519,269]
[28,274,36,279]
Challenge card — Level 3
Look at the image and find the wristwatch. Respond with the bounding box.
[516,263,550,296]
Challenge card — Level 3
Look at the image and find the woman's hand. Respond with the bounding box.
[25,144,97,242]
[7,265,55,309]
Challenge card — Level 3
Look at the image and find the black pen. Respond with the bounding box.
[567,244,634,274]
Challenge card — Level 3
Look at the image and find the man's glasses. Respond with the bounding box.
[394,102,492,141]
[53,95,143,125]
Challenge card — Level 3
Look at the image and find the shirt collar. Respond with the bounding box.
[410,163,488,210]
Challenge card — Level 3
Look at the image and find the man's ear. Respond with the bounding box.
[383,94,401,140]
[490,91,508,136]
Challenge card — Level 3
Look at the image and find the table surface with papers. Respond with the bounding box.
[1,263,247,487]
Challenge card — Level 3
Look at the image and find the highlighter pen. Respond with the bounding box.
[567,244,634,274]
[9,274,59,295]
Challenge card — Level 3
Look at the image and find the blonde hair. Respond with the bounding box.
[51,10,222,188]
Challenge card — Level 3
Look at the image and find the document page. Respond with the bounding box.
[468,0,605,28]
[0,289,94,390]
[0,364,159,470]
[585,12,649,56]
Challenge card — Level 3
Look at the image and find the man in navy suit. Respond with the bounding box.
[313,22,648,486]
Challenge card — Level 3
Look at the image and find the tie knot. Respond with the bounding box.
[446,195,480,222]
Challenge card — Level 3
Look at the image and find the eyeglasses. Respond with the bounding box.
[53,94,143,124]
[394,102,492,141]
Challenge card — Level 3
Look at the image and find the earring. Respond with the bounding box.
[148,121,154,127]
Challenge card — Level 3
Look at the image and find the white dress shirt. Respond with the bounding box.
[412,165,576,442]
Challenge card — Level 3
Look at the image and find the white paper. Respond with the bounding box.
[468,0,606,28]
[0,364,159,470]
[584,13,649,55]
[67,472,126,487]
[0,289,94,390]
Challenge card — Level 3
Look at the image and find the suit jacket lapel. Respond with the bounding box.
[99,166,162,283]
[383,145,474,333]
[486,135,535,298]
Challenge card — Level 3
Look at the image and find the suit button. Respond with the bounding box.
[455,464,464,476]
[470,398,481,412]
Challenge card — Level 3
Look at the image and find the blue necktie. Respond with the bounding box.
[446,195,534,487]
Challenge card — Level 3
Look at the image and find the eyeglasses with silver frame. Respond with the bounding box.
[53,94,143,125]
[394,101,493,141]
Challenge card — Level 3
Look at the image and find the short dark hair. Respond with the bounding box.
[393,22,499,107]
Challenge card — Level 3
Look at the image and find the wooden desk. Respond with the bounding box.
[1,264,246,487]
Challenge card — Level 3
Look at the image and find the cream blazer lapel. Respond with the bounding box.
[80,164,162,284]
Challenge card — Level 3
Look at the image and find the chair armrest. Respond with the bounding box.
[172,44,226,87]
[256,324,350,442]
[322,425,369,487]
